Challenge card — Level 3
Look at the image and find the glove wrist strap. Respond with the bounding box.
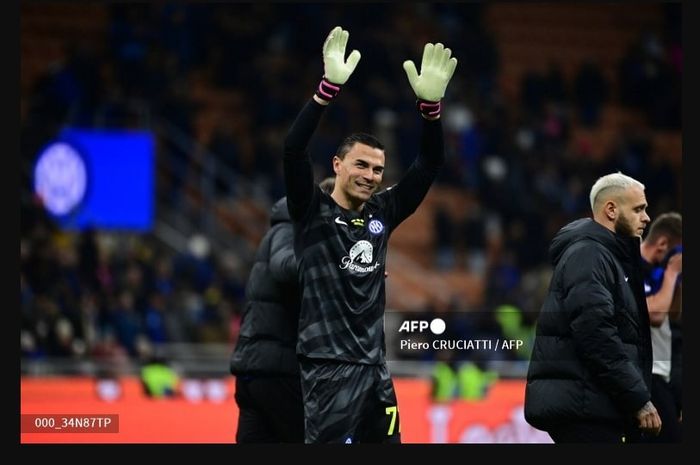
[315,77,342,102]
[416,99,441,118]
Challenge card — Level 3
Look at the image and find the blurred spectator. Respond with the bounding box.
[543,61,567,104]
[432,355,498,402]
[520,71,547,118]
[140,354,180,398]
[78,227,100,292]
[434,206,457,270]
[461,204,487,274]
[573,60,609,127]
[494,304,534,361]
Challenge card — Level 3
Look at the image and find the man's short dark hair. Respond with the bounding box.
[335,133,384,159]
[646,212,682,244]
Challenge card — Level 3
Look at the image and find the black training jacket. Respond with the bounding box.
[525,218,653,430]
[230,197,300,376]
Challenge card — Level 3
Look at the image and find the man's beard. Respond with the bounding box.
[614,211,637,237]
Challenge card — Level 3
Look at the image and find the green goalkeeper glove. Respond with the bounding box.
[315,26,361,102]
[322,26,361,85]
[403,43,458,117]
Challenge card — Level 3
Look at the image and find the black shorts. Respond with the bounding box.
[235,375,304,443]
[299,358,401,444]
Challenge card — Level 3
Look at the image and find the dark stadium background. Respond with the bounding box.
[20,2,681,443]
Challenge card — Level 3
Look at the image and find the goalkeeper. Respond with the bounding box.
[283,26,457,443]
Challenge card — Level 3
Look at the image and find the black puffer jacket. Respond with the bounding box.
[525,218,653,430]
[230,197,300,376]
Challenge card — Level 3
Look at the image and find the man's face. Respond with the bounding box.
[649,236,682,265]
[614,186,650,238]
[333,142,385,206]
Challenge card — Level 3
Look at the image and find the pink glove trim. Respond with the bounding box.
[417,100,441,117]
[315,78,342,101]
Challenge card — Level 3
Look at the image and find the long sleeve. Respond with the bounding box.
[268,224,296,283]
[283,99,327,222]
[383,117,445,226]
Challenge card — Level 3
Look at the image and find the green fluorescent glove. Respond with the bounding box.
[403,43,458,102]
[322,26,361,85]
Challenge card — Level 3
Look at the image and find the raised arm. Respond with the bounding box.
[647,252,682,326]
[283,26,361,222]
[385,43,458,224]
[403,42,458,121]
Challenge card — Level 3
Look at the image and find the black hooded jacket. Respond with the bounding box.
[229,197,300,376]
[524,218,653,430]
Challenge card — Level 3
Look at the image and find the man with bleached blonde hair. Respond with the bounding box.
[525,172,661,443]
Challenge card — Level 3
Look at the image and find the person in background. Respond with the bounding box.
[639,211,682,442]
[525,172,661,443]
[229,178,334,443]
[141,354,179,398]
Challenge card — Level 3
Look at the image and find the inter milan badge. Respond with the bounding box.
[368,219,384,235]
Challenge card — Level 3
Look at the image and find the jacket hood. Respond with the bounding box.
[270,197,291,226]
[549,218,640,266]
